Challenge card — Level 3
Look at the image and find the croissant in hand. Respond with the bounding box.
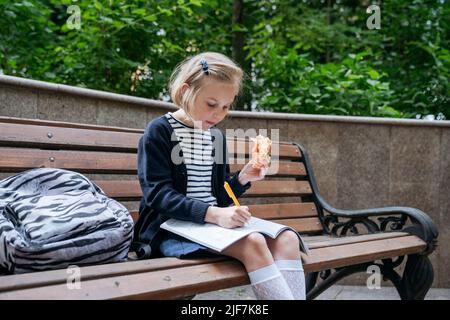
[249,135,272,169]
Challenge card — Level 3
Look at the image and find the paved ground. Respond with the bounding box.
[194,285,450,300]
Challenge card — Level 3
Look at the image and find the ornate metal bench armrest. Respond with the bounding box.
[321,202,438,253]
[292,142,439,255]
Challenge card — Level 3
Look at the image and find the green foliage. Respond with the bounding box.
[245,0,449,118]
[0,0,448,118]
[249,40,397,116]
[0,0,232,100]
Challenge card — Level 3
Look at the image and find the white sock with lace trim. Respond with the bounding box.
[248,263,294,300]
[275,259,306,300]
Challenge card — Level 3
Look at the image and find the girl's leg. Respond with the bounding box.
[266,230,306,300]
[222,233,293,300]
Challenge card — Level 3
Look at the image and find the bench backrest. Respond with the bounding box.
[0,116,323,235]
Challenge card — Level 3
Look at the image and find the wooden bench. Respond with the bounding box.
[0,116,439,300]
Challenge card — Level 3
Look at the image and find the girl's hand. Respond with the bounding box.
[205,205,251,229]
[238,160,269,185]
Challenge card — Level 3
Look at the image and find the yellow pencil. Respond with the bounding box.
[224,181,241,207]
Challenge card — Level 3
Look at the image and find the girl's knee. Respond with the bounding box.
[223,233,269,259]
[272,230,301,259]
[239,233,273,270]
[278,230,300,248]
[240,233,271,258]
[244,233,268,250]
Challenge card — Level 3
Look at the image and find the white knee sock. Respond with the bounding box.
[275,259,306,300]
[248,263,294,300]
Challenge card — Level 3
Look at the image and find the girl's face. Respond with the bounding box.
[183,78,238,130]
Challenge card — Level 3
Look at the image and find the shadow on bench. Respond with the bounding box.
[0,116,438,300]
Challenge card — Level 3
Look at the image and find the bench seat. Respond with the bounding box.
[0,231,426,300]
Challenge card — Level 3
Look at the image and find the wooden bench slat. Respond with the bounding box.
[0,122,140,151]
[129,213,322,233]
[271,218,323,233]
[129,203,318,223]
[219,180,312,197]
[0,235,426,300]
[231,161,306,177]
[248,202,318,219]
[0,147,306,177]
[303,235,426,271]
[306,232,411,249]
[0,261,248,300]
[0,122,300,159]
[0,147,136,174]
[0,257,225,293]
[301,232,409,244]
[96,180,312,200]
[228,140,300,160]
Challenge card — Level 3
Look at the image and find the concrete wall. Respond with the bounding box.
[1,75,449,289]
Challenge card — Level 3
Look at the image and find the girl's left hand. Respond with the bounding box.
[238,160,269,185]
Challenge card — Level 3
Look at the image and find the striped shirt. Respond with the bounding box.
[165,112,218,206]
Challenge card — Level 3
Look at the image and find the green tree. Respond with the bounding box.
[1,0,448,118]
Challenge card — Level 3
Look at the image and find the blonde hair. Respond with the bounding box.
[169,52,244,116]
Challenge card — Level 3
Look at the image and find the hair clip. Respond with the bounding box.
[199,59,209,75]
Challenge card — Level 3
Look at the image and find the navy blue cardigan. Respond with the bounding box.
[132,115,252,258]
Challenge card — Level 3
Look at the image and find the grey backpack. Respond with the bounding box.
[0,168,133,274]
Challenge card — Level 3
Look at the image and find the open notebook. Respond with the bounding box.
[161,217,310,254]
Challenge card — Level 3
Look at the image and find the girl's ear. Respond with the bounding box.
[180,83,190,96]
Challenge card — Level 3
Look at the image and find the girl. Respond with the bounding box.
[133,52,305,300]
